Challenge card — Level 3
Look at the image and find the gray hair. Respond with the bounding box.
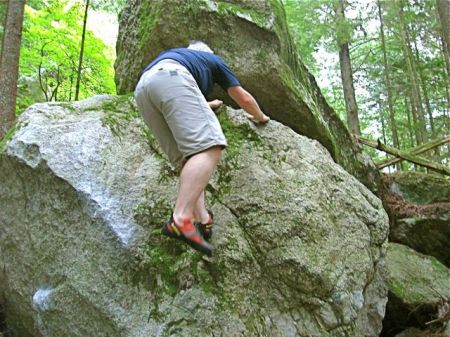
[187,40,214,53]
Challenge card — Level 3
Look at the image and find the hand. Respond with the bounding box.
[208,99,223,110]
[246,112,270,124]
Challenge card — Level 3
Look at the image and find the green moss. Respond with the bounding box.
[130,192,217,316]
[127,230,217,320]
[56,102,78,112]
[0,123,18,154]
[389,279,407,300]
[216,2,268,28]
[133,193,172,229]
[211,107,264,198]
[94,95,139,139]
[138,3,161,50]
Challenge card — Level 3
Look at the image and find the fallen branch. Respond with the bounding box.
[358,137,450,176]
[376,136,450,169]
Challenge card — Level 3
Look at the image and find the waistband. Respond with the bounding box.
[143,59,190,77]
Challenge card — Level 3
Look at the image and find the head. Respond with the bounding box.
[187,40,214,53]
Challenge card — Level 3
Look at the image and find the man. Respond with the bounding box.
[134,41,269,257]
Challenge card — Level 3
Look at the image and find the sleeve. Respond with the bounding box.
[215,57,241,91]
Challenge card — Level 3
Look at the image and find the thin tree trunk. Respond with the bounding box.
[334,0,361,136]
[75,0,90,101]
[405,97,417,171]
[413,40,438,160]
[379,105,391,173]
[437,8,450,138]
[0,0,25,139]
[377,0,401,170]
[398,0,427,145]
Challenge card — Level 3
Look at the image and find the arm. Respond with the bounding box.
[227,86,270,123]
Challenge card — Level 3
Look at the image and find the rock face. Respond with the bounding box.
[383,173,450,267]
[114,0,380,193]
[382,243,450,337]
[0,96,389,337]
[389,171,450,205]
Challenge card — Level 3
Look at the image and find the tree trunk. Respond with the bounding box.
[377,0,401,170]
[379,105,391,173]
[437,3,450,138]
[405,97,417,171]
[0,0,25,139]
[407,90,421,148]
[436,0,450,56]
[0,0,7,56]
[75,0,90,101]
[398,0,428,145]
[413,40,439,160]
[334,0,361,136]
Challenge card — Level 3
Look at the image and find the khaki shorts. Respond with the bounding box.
[134,60,227,166]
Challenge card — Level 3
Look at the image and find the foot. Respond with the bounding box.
[196,210,214,240]
[162,215,212,257]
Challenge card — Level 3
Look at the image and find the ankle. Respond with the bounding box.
[173,212,194,225]
[195,209,210,224]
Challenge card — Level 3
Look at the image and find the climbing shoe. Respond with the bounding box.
[162,215,212,257]
[196,210,214,240]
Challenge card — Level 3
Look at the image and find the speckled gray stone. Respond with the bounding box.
[0,96,389,337]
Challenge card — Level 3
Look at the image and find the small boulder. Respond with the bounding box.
[384,174,450,267]
[382,243,450,337]
[389,172,450,205]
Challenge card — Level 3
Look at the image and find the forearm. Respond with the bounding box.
[240,95,266,121]
[227,86,270,123]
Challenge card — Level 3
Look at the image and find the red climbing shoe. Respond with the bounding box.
[197,210,214,240]
[162,215,212,257]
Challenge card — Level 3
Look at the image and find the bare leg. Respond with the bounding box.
[194,191,210,223]
[173,146,222,224]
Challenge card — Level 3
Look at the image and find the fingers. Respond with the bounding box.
[245,113,270,124]
[209,99,223,110]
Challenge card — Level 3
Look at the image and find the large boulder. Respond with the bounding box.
[114,0,380,193]
[382,243,450,337]
[0,96,389,337]
[383,174,450,267]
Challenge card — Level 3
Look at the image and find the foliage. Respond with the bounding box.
[90,0,126,16]
[16,0,115,114]
[283,0,450,166]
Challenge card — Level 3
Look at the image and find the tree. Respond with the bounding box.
[396,0,428,146]
[0,0,26,139]
[334,0,361,135]
[17,0,115,112]
[377,0,401,169]
[436,0,450,56]
[284,0,448,166]
[0,0,7,55]
[75,0,90,101]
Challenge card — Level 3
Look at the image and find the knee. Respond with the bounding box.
[210,145,223,163]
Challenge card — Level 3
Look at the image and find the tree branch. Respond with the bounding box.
[358,137,450,176]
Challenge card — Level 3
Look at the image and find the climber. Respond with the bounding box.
[134,41,269,257]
